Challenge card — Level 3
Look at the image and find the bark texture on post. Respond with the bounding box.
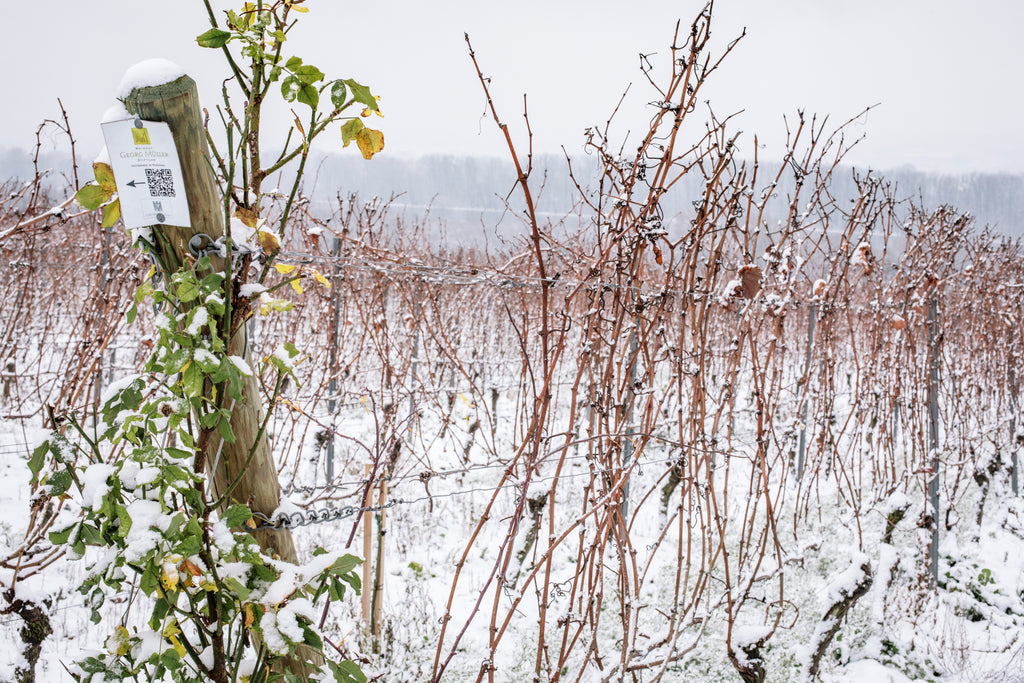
[123,76,298,564]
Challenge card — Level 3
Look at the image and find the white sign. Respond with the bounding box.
[101,118,190,229]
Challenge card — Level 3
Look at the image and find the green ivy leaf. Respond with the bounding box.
[196,28,232,48]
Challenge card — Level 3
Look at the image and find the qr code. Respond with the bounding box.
[145,168,176,198]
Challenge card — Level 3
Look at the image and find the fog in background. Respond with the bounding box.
[3,0,1023,241]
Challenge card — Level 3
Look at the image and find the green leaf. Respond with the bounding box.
[281,75,301,103]
[126,302,138,324]
[75,183,108,211]
[48,524,74,546]
[218,418,236,444]
[296,83,319,110]
[340,118,364,148]
[291,64,324,86]
[330,80,348,110]
[330,554,362,575]
[175,535,202,558]
[328,660,367,683]
[224,576,251,601]
[223,504,253,528]
[47,470,73,497]
[196,28,232,48]
[302,626,323,651]
[181,360,205,397]
[176,279,200,303]
[115,504,133,538]
[28,441,49,482]
[342,79,378,112]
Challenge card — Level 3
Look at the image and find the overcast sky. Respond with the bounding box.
[6,0,1024,175]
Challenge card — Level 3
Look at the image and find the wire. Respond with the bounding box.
[261,447,727,530]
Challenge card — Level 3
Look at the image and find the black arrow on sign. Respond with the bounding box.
[126,179,147,188]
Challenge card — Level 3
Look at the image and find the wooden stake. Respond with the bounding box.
[372,478,388,652]
[362,464,373,626]
[123,77,298,565]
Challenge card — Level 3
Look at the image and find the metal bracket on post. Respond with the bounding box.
[188,233,255,260]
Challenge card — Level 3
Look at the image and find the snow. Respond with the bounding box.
[100,102,131,125]
[186,306,208,336]
[116,58,187,99]
[228,355,254,376]
[239,283,267,297]
[98,374,141,408]
[80,463,115,511]
[825,553,871,603]
[122,499,170,563]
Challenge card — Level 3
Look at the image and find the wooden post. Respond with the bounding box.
[926,293,941,585]
[2,359,14,400]
[326,236,342,482]
[796,303,817,481]
[372,478,387,653]
[123,76,298,564]
[361,465,373,627]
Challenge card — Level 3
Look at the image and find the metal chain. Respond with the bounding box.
[251,499,400,530]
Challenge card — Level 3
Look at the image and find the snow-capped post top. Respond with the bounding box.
[117,58,187,100]
[116,60,226,275]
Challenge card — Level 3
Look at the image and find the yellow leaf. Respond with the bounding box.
[101,198,121,228]
[169,634,186,658]
[106,625,131,656]
[290,278,304,295]
[161,555,181,591]
[257,230,280,254]
[235,207,258,228]
[355,127,385,160]
[275,263,297,274]
[313,269,330,288]
[361,107,372,118]
[93,162,117,194]
[244,604,255,629]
